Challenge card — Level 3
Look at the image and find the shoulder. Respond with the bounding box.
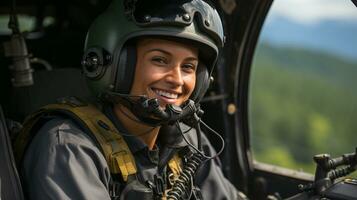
[22,116,106,169]
[22,115,110,179]
[22,116,112,199]
[32,116,97,149]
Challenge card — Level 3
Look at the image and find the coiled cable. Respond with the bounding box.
[166,119,224,200]
[166,152,204,200]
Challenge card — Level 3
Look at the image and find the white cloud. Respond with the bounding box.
[270,0,357,24]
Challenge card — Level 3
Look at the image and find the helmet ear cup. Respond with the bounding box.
[190,63,211,103]
[114,44,137,94]
[82,47,112,80]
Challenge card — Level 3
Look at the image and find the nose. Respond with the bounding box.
[166,65,184,87]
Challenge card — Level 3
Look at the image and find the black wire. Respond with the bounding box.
[183,126,193,133]
[200,120,225,159]
[176,122,206,158]
[194,118,202,151]
[175,120,225,161]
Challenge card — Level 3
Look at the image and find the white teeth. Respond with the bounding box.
[154,89,178,99]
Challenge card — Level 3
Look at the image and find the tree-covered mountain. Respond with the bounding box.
[250,42,357,173]
[255,43,357,91]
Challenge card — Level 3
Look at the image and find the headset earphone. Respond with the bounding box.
[82,47,112,80]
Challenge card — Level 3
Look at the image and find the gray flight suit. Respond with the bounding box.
[21,105,245,200]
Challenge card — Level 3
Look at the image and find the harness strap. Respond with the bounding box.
[15,98,183,184]
[15,101,137,182]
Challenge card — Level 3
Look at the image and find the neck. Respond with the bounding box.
[114,104,160,150]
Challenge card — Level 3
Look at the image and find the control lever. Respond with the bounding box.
[298,148,357,195]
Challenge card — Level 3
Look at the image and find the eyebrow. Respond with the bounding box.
[146,48,198,61]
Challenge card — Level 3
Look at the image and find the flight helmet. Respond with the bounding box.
[82,0,224,103]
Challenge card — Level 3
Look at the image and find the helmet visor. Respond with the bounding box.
[131,0,224,48]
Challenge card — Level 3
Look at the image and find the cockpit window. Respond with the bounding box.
[249,0,357,174]
[0,15,55,35]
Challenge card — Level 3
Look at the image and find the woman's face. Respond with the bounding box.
[130,38,198,108]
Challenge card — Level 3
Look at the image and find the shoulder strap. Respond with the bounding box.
[15,98,184,182]
[14,100,137,182]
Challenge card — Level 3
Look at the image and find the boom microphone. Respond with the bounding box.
[104,92,202,126]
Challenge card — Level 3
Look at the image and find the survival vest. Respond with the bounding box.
[14,97,184,198]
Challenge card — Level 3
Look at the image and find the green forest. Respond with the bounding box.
[249,43,357,173]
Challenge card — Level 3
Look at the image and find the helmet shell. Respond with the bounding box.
[83,0,224,100]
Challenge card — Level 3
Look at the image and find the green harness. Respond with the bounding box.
[14,98,183,184]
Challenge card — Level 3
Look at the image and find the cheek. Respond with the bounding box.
[140,67,164,85]
[130,65,162,93]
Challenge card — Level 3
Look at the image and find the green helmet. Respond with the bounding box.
[82,0,224,103]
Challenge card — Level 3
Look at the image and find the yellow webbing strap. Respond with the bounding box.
[168,153,182,179]
[15,102,137,182]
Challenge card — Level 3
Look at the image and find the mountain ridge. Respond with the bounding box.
[259,16,357,61]
[254,42,357,91]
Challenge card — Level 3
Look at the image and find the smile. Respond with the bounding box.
[152,88,179,99]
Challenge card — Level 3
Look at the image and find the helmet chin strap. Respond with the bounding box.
[104,91,203,127]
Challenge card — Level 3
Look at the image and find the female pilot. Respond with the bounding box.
[20,0,247,199]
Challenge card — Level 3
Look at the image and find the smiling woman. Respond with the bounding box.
[131,38,198,107]
[115,38,199,149]
[15,0,246,199]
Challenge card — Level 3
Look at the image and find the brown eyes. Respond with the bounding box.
[151,56,167,65]
[182,63,196,72]
[150,56,197,72]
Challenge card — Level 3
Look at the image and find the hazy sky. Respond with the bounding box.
[270,0,357,24]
